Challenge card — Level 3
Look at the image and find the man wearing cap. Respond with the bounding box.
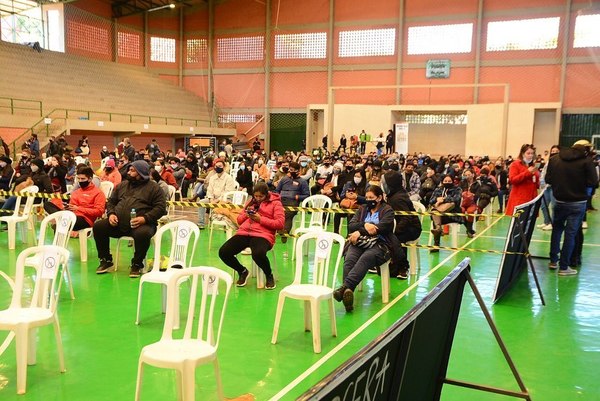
[0,156,14,190]
[546,140,599,276]
[93,160,167,278]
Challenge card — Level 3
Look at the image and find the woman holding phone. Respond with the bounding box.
[218,182,285,289]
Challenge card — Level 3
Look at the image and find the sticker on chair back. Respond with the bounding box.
[203,275,218,295]
[316,233,332,260]
[41,252,58,279]
[176,227,190,246]
[57,218,70,235]
[233,192,244,205]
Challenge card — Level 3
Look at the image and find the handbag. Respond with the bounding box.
[355,235,377,249]
[340,198,358,209]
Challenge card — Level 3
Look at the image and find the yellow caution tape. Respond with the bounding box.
[0,190,70,199]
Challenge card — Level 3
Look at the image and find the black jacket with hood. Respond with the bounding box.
[546,146,598,202]
[383,171,421,240]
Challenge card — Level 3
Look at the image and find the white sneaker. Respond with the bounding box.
[542,224,553,231]
[241,247,252,255]
[537,223,546,228]
[558,267,578,276]
[582,222,588,229]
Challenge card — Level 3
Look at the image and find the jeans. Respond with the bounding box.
[549,200,587,270]
[540,186,555,225]
[497,189,507,212]
[343,243,390,290]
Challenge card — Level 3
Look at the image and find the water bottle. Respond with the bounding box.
[130,208,136,227]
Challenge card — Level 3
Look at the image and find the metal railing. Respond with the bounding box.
[0,96,43,117]
[9,107,216,158]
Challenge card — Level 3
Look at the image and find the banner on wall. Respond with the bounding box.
[394,122,409,155]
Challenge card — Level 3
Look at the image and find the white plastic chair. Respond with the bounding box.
[79,181,112,262]
[428,220,460,249]
[26,211,77,299]
[271,231,345,353]
[135,220,200,326]
[208,190,249,250]
[135,267,233,401]
[291,194,332,261]
[165,184,176,218]
[0,185,38,249]
[357,220,396,304]
[0,245,70,394]
[251,170,259,184]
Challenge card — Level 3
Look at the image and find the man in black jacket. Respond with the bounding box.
[546,140,598,276]
[94,160,167,277]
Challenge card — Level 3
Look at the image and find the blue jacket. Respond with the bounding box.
[275,176,309,202]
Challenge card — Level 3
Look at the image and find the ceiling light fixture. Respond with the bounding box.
[148,3,175,12]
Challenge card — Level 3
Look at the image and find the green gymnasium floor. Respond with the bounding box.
[0,209,598,401]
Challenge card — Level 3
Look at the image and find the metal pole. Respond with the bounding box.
[395,0,405,104]
[178,7,184,87]
[326,0,334,152]
[559,0,572,104]
[207,0,214,121]
[473,0,483,103]
[264,0,272,153]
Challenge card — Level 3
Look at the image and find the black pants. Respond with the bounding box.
[333,212,353,234]
[44,202,91,231]
[394,226,421,271]
[93,218,156,267]
[281,198,299,234]
[219,235,273,277]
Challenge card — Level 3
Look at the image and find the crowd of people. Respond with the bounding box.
[0,132,598,309]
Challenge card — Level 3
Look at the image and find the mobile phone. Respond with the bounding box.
[247,209,256,215]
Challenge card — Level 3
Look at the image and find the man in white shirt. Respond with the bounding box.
[198,159,236,228]
[315,156,333,179]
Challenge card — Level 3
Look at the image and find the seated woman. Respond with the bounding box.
[429,174,463,252]
[333,169,367,235]
[0,156,14,190]
[459,168,480,238]
[236,160,253,193]
[218,182,284,290]
[382,171,422,279]
[333,185,395,312]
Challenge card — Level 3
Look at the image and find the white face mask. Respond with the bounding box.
[170,164,177,169]
[31,165,39,172]
[0,162,6,168]
[523,157,533,164]
[354,177,362,185]
[155,165,163,173]
[258,160,264,165]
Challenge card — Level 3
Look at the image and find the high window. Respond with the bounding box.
[573,14,600,48]
[486,17,560,51]
[339,28,396,57]
[217,36,264,62]
[274,32,326,59]
[407,23,473,55]
[150,36,176,62]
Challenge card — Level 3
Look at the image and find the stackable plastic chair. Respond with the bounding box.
[26,211,77,299]
[291,194,332,261]
[357,220,396,304]
[135,220,200,326]
[408,201,426,275]
[0,245,70,394]
[0,185,38,249]
[271,231,345,353]
[135,267,233,401]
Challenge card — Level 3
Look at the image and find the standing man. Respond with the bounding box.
[385,129,394,154]
[359,130,367,154]
[94,160,167,278]
[546,140,598,276]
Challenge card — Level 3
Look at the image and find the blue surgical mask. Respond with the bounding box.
[240,165,246,170]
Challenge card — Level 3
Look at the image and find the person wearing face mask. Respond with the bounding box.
[236,161,253,193]
[154,159,177,188]
[47,155,68,194]
[419,165,439,207]
[333,185,395,312]
[298,157,313,181]
[335,169,367,234]
[316,158,333,179]
[319,162,345,202]
[382,172,422,279]
[401,161,421,201]
[94,160,167,278]
[271,161,289,188]
[254,156,270,182]
[13,150,32,183]
[168,157,186,185]
[99,158,121,187]
[505,144,540,216]
[459,169,480,238]
[218,182,284,290]
[194,159,237,228]
[2,158,53,211]
[44,166,106,231]
[428,175,463,252]
[0,156,14,191]
[492,161,509,213]
[537,145,560,230]
[181,153,199,199]
[275,161,309,242]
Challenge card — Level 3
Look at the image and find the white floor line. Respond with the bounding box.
[269,216,504,401]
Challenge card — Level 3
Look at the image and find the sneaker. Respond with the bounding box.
[198,224,205,230]
[582,222,588,229]
[548,262,558,270]
[536,223,546,228]
[129,266,143,278]
[342,288,354,312]
[265,275,276,290]
[236,269,250,287]
[241,247,252,255]
[558,267,578,276]
[541,224,553,231]
[397,271,408,280]
[466,230,475,238]
[96,258,113,274]
[367,267,378,274]
[333,285,347,302]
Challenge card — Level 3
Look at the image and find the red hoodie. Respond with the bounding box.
[70,183,106,227]
[236,192,285,246]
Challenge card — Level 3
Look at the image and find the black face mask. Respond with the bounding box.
[215,167,224,174]
[282,167,289,173]
[79,180,90,188]
[443,183,453,189]
[366,199,378,210]
[290,171,299,179]
[346,166,353,171]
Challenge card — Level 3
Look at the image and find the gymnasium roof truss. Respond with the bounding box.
[111,0,204,18]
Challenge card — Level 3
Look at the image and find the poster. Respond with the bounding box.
[394,122,409,155]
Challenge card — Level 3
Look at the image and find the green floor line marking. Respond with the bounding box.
[269,216,503,400]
